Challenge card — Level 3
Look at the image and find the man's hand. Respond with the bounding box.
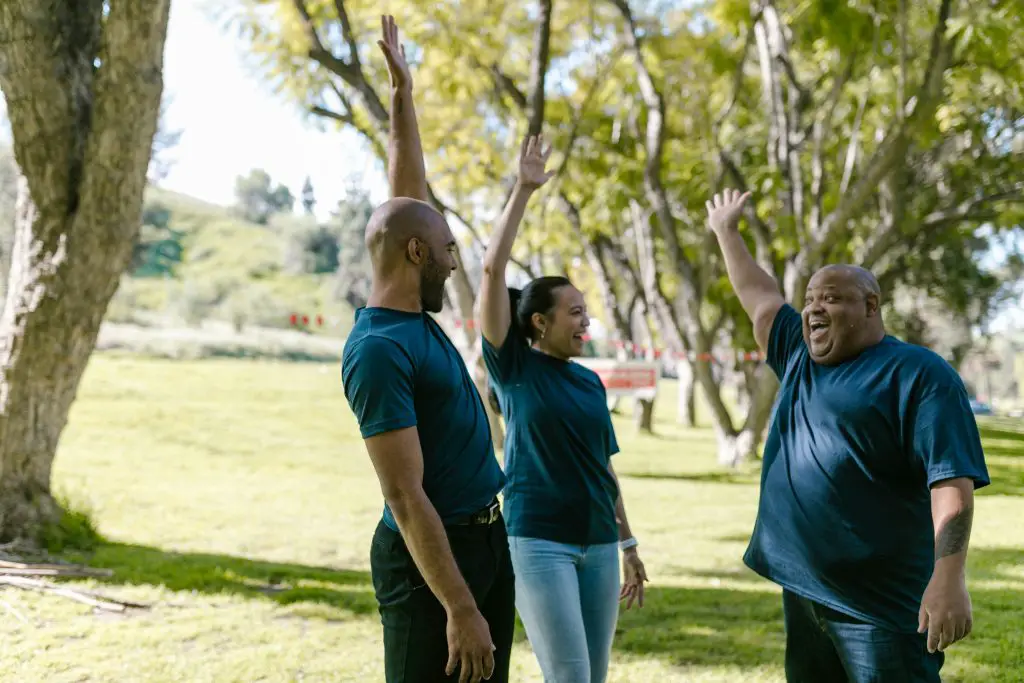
[516,134,554,190]
[706,188,751,235]
[619,548,649,610]
[918,567,973,653]
[377,14,412,91]
[446,605,497,683]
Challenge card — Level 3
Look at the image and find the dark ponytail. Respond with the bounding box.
[506,276,572,345]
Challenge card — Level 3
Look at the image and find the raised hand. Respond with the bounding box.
[706,188,752,235]
[516,134,554,190]
[377,14,411,90]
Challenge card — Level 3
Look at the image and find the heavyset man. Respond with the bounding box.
[707,189,989,683]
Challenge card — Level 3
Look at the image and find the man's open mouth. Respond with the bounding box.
[809,320,830,342]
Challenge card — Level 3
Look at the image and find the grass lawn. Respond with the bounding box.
[2,356,1022,682]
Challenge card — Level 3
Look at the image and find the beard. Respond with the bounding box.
[419,255,448,313]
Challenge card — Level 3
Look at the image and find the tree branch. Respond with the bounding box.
[291,0,352,81]
[332,0,361,69]
[808,0,955,257]
[809,46,858,233]
[310,105,353,125]
[714,14,761,131]
[489,64,529,109]
[860,184,1024,269]
[526,0,554,136]
[608,0,698,309]
[293,0,389,124]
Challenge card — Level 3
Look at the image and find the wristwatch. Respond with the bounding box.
[619,537,638,551]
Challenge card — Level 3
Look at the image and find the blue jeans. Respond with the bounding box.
[783,590,943,683]
[507,536,620,683]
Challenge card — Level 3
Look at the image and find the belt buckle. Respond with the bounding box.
[485,501,499,524]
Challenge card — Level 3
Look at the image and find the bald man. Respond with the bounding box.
[341,16,513,683]
[707,190,989,683]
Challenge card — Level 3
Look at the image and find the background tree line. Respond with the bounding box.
[222,0,1023,464]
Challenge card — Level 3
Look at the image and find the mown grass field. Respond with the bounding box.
[2,356,1022,682]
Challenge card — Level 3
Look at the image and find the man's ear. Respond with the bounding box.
[866,293,880,317]
[406,237,425,265]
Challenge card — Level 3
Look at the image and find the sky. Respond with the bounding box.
[158,0,389,220]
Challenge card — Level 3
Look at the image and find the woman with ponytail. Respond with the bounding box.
[477,135,647,683]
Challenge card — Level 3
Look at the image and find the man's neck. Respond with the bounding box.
[367,281,421,313]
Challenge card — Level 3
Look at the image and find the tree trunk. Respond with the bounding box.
[634,398,654,434]
[0,0,171,543]
[676,359,696,427]
[716,365,779,467]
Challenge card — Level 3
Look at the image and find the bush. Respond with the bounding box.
[282,222,340,275]
[41,495,104,553]
[219,286,294,332]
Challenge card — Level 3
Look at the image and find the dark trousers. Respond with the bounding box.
[783,590,943,683]
[369,514,515,683]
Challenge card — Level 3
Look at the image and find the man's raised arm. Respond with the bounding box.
[706,190,785,351]
[377,15,429,201]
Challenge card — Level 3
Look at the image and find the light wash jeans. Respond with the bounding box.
[507,536,621,683]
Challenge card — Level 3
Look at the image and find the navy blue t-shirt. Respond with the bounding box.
[342,308,506,531]
[482,330,620,546]
[744,304,990,632]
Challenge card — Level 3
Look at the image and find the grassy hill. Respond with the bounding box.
[100,187,356,359]
[108,187,354,334]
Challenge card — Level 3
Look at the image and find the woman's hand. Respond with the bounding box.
[516,134,554,190]
[620,549,648,610]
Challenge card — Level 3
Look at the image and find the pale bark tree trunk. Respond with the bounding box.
[0,0,171,542]
[630,303,656,434]
[676,359,696,427]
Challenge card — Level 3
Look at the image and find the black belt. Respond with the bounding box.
[451,499,501,526]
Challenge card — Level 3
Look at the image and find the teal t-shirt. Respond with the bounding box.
[482,330,620,545]
[744,304,990,632]
[342,308,506,531]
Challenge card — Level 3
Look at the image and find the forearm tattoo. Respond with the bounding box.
[936,507,973,559]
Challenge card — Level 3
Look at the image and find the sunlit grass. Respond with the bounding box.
[0,356,1020,682]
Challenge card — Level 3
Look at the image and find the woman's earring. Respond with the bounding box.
[541,329,546,340]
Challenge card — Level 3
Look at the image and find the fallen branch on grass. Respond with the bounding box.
[0,559,114,578]
[0,593,29,624]
[0,575,149,613]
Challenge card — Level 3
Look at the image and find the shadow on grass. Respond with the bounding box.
[66,542,378,619]
[979,461,1024,497]
[609,546,1024,678]
[624,471,760,486]
[613,584,785,669]
[59,543,1022,677]
[978,419,1024,446]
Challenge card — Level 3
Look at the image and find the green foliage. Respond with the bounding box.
[131,202,185,277]
[331,186,373,309]
[225,0,1024,450]
[40,496,104,554]
[282,220,340,275]
[234,168,296,225]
